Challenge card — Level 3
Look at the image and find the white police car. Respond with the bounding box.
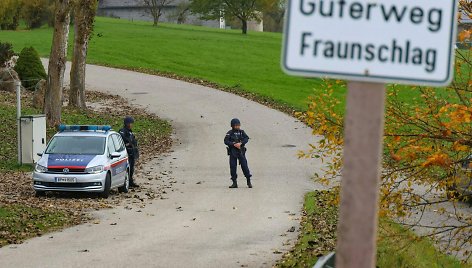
[33,125,130,198]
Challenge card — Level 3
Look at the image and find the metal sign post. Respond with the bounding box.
[16,80,22,164]
[281,0,458,267]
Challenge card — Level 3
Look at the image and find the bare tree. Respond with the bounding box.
[190,0,265,34]
[142,0,173,26]
[263,0,285,32]
[44,0,71,125]
[168,1,190,24]
[69,0,98,109]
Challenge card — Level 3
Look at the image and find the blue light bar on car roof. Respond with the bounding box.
[58,125,112,132]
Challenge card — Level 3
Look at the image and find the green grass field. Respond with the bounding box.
[0,17,417,111]
[1,17,469,112]
[0,17,323,110]
[2,17,469,112]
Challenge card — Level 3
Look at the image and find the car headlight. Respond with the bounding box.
[35,164,47,173]
[85,165,104,174]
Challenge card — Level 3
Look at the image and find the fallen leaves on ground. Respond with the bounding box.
[0,90,173,247]
[276,190,338,268]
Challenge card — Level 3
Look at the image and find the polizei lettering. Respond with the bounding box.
[54,158,85,162]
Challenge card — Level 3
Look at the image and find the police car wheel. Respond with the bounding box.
[99,173,112,198]
[118,170,129,193]
[35,191,46,197]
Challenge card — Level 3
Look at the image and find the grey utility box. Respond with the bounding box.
[20,115,47,164]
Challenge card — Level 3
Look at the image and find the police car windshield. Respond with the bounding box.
[45,136,106,155]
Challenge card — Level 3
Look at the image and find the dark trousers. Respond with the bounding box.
[229,154,251,180]
[129,156,135,183]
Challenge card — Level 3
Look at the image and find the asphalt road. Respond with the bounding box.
[0,63,320,267]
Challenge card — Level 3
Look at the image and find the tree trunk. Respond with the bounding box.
[44,0,71,125]
[153,9,160,26]
[241,19,248,34]
[69,21,87,108]
[70,0,97,109]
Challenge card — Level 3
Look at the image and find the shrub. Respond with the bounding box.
[0,42,15,67]
[22,0,50,29]
[0,0,21,30]
[14,47,47,89]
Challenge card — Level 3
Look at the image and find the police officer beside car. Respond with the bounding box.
[120,116,139,188]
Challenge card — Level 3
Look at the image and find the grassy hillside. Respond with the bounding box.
[0,17,323,110]
[1,17,432,111]
[1,17,468,111]
[4,17,467,112]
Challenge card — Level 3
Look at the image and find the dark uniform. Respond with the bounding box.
[120,117,139,187]
[224,118,252,188]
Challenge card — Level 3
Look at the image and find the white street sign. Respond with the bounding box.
[282,0,458,86]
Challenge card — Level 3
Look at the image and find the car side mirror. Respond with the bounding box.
[110,152,121,159]
[37,153,43,157]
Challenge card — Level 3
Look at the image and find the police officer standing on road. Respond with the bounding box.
[224,118,253,189]
[120,117,139,188]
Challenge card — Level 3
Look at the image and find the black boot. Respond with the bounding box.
[129,179,139,188]
[229,179,238,189]
[247,177,253,188]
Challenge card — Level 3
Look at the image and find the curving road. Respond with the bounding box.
[0,63,320,267]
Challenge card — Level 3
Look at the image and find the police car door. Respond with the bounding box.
[107,136,119,187]
[107,135,123,187]
[112,134,128,186]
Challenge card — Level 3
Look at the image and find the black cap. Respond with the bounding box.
[124,116,134,126]
[231,118,241,127]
